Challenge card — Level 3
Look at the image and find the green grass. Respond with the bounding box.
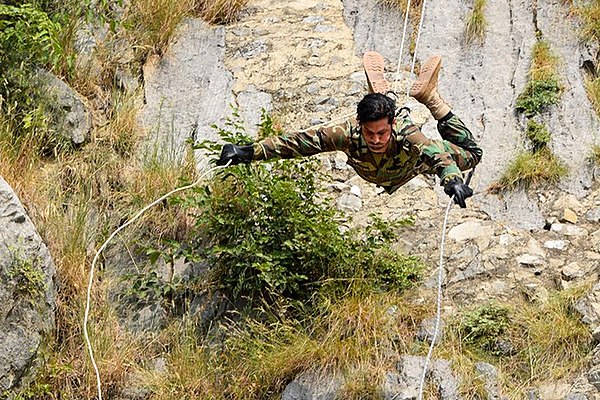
[492,149,568,190]
[464,0,487,45]
[515,39,562,117]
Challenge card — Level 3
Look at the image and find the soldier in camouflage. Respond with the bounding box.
[217,54,482,208]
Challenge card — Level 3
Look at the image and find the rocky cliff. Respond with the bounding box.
[2,0,600,397]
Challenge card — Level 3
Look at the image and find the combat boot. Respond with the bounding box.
[363,51,390,94]
[409,55,451,120]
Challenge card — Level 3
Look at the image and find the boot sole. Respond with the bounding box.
[409,55,442,100]
[363,51,390,94]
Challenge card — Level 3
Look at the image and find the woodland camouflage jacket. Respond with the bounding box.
[252,115,481,194]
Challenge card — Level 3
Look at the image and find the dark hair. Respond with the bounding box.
[356,93,396,125]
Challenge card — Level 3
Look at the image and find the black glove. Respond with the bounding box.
[443,177,473,208]
[216,143,254,166]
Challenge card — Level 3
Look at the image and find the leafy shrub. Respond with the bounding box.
[0,3,63,84]
[182,159,422,304]
[457,303,510,355]
[172,113,423,306]
[0,3,75,163]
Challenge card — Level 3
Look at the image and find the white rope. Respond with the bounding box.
[417,196,453,400]
[392,0,412,93]
[83,161,231,400]
[405,0,429,97]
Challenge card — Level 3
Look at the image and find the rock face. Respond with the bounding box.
[342,0,600,229]
[140,18,273,170]
[140,18,235,169]
[37,69,92,145]
[0,178,56,393]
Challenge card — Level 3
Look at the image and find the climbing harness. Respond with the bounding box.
[83,161,231,400]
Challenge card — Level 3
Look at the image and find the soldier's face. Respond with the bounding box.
[360,117,394,153]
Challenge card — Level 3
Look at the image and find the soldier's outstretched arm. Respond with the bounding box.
[217,122,352,165]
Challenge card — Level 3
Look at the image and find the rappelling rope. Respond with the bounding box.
[415,169,475,400]
[391,0,429,98]
[393,0,412,94]
[83,161,231,400]
[416,196,452,400]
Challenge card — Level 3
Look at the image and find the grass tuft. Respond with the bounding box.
[492,149,567,191]
[515,39,562,117]
[590,144,600,165]
[195,0,248,24]
[464,0,487,45]
[575,0,600,43]
[126,0,196,58]
[585,74,600,118]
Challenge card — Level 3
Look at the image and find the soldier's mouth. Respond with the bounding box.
[368,144,386,152]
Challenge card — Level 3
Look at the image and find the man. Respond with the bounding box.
[217,53,482,208]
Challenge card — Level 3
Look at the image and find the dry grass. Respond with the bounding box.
[125,0,247,59]
[529,39,560,83]
[437,288,592,398]
[585,75,600,118]
[490,149,568,191]
[575,0,600,43]
[126,0,197,58]
[143,292,430,399]
[376,0,423,56]
[590,144,600,165]
[195,0,248,24]
[464,0,487,45]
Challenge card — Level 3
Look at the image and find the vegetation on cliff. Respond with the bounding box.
[0,0,597,399]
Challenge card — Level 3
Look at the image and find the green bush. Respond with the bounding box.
[0,3,75,162]
[169,113,423,306]
[181,159,422,304]
[457,303,510,355]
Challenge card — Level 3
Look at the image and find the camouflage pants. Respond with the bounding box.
[435,113,483,171]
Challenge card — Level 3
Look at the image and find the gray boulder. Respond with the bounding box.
[36,69,92,145]
[384,355,461,400]
[281,371,343,400]
[0,177,56,393]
